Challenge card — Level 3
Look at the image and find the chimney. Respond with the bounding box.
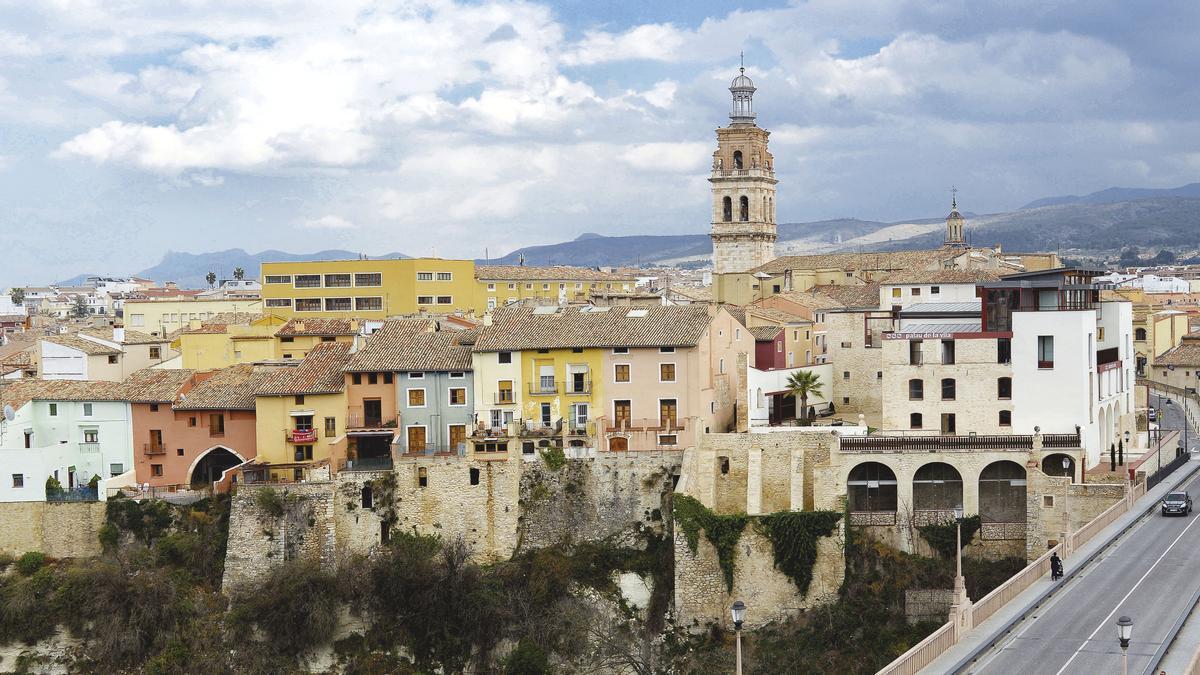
[113,327,125,343]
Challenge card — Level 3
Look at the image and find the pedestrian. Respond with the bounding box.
[1050,552,1063,581]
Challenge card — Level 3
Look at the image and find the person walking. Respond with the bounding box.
[1050,552,1063,581]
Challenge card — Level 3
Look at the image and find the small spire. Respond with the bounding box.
[950,185,958,210]
[740,50,745,74]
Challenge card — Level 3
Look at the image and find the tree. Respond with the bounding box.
[233,267,245,280]
[205,271,217,288]
[9,287,24,305]
[785,370,823,425]
[1153,249,1177,264]
[72,295,89,318]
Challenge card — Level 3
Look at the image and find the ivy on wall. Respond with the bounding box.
[674,495,842,595]
[917,515,981,560]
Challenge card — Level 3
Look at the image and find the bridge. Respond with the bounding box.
[879,390,1200,674]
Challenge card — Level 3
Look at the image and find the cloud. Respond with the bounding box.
[302,215,356,230]
[563,23,687,65]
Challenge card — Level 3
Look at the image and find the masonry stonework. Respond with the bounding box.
[826,311,883,426]
[222,482,337,590]
[0,501,106,558]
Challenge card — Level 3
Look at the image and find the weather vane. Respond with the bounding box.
[739,50,745,74]
[950,185,958,209]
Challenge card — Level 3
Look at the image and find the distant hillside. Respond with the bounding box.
[136,249,407,288]
[1021,183,1200,209]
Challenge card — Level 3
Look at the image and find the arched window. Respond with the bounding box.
[998,410,1012,426]
[997,377,1012,399]
[1135,327,1147,341]
[910,412,923,429]
[722,196,732,222]
[739,196,749,222]
[908,379,924,400]
[763,196,768,220]
[941,378,956,400]
[361,484,373,508]
[733,150,743,170]
[847,462,898,512]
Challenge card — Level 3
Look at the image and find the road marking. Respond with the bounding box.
[1052,509,1200,674]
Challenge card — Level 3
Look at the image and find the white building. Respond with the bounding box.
[746,363,833,427]
[39,328,175,381]
[1097,272,1190,294]
[0,380,133,502]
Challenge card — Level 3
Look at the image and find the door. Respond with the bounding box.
[614,400,631,428]
[609,436,628,452]
[940,413,956,434]
[449,424,467,453]
[364,399,382,427]
[407,426,427,453]
[660,399,678,429]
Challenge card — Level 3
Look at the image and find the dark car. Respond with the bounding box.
[1162,491,1193,516]
[1149,408,1158,422]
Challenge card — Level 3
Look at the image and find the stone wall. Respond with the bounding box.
[691,431,834,514]
[1025,465,1125,559]
[0,501,106,558]
[672,522,844,629]
[222,482,337,591]
[905,589,954,625]
[825,311,883,426]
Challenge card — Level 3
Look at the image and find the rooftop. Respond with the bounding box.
[79,327,171,345]
[751,250,953,276]
[748,325,783,341]
[256,342,353,396]
[121,368,195,403]
[892,322,983,336]
[0,379,127,410]
[347,325,473,373]
[880,269,1001,285]
[43,334,120,356]
[476,265,634,282]
[474,305,716,352]
[176,364,275,411]
[276,318,363,337]
[902,301,982,315]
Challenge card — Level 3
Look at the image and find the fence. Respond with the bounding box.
[841,434,1037,452]
[972,544,1061,626]
[47,486,98,502]
[876,621,957,675]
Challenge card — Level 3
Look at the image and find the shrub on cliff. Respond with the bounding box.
[229,559,339,655]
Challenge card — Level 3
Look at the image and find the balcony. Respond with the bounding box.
[78,442,101,453]
[493,391,516,405]
[519,418,563,437]
[604,417,687,433]
[346,412,398,430]
[528,381,560,396]
[565,378,592,395]
[285,428,318,443]
[143,442,167,456]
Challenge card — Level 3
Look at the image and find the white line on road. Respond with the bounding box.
[1053,509,1200,674]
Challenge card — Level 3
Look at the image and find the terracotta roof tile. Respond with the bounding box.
[474,305,713,352]
[747,307,808,324]
[183,313,266,335]
[276,318,363,337]
[256,342,352,396]
[0,379,127,411]
[1155,335,1200,366]
[176,364,275,410]
[43,334,120,356]
[79,328,171,345]
[879,269,1000,284]
[347,322,472,372]
[476,265,634,282]
[751,249,952,275]
[748,325,783,341]
[121,368,195,403]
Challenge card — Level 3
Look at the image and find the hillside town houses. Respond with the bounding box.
[0,64,1167,592]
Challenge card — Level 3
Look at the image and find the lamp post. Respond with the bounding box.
[953,505,965,593]
[1061,456,1072,554]
[731,600,746,675]
[1116,615,1133,675]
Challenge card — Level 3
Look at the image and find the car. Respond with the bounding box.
[1149,408,1158,422]
[1162,491,1193,516]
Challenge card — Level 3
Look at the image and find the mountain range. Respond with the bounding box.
[53,183,1200,288]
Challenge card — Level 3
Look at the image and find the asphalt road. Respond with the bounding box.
[966,399,1200,675]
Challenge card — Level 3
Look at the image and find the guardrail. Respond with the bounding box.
[876,621,956,675]
[841,434,1036,451]
[972,544,1061,626]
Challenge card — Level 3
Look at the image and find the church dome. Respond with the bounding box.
[730,73,755,90]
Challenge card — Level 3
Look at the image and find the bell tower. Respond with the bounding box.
[710,64,777,276]
[944,188,967,247]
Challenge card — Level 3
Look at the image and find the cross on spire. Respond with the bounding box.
[950,185,958,209]
[740,50,745,74]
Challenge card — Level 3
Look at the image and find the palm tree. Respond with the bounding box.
[233,267,245,280]
[205,271,217,288]
[785,370,823,426]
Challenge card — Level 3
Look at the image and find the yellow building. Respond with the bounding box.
[474,266,636,312]
[261,258,478,317]
[273,318,362,360]
[1106,287,1192,373]
[253,342,352,480]
[177,313,288,369]
[124,298,264,335]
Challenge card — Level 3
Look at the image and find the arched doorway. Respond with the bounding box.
[189,446,244,488]
[913,462,963,523]
[979,461,1027,524]
[609,436,628,452]
[847,462,898,514]
[1042,453,1076,479]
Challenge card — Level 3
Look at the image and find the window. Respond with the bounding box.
[909,340,923,365]
[352,373,362,385]
[542,284,550,290]
[408,389,426,407]
[409,372,425,379]
[295,394,306,405]
[449,388,466,406]
[998,377,1012,399]
[1135,328,1147,341]
[354,273,381,287]
[177,448,184,456]
[843,371,850,380]
[470,468,480,485]
[892,287,902,298]
[614,364,630,382]
[997,338,1011,364]
[361,485,373,509]
[999,410,1012,426]
[265,298,293,307]
[436,272,453,281]
[12,474,23,488]
[739,195,749,221]
[150,403,159,412]
[658,434,678,446]
[83,403,93,417]
[941,340,955,364]
[367,373,378,385]
[383,373,393,384]
[541,403,552,427]
[265,275,292,284]
[719,358,725,374]
[912,288,921,297]
[940,413,956,434]
[613,347,629,354]
[930,286,940,295]
[1038,336,1055,368]
[720,457,730,475]
[941,378,956,400]
[325,417,336,436]
[150,346,161,359]
[498,380,514,403]
[294,274,321,288]
[417,295,434,304]
[525,283,533,290]
[188,416,196,427]
[130,314,145,326]
[498,351,512,364]
[109,463,124,477]
[49,403,57,416]
[660,363,676,382]
[108,354,119,364]
[614,400,631,427]
[210,413,225,436]
[355,297,383,311]
[324,273,351,287]
[417,272,434,281]
[295,298,321,312]
[84,429,99,443]
[325,297,352,311]
[910,413,923,429]
[294,445,313,461]
[909,379,923,400]
[487,283,496,291]
[437,296,452,304]
[151,464,164,477]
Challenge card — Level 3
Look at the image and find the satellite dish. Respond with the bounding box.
[3,405,14,421]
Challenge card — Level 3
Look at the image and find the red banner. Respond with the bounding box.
[290,428,317,443]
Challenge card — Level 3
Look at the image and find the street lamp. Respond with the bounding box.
[1116,615,1133,675]
[731,600,746,675]
[953,505,966,594]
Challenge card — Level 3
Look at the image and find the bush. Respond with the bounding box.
[15,552,47,577]
[540,446,566,471]
[45,476,63,496]
[253,488,286,517]
[502,640,551,675]
[229,559,339,655]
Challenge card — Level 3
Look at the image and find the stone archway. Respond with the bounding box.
[847,462,898,514]
[979,460,1027,524]
[913,462,963,524]
[1042,453,1076,479]
[188,446,245,488]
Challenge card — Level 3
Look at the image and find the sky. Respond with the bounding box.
[1,0,1199,286]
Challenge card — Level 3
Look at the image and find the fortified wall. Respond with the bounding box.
[0,501,107,558]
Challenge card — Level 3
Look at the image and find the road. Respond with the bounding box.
[964,395,1200,674]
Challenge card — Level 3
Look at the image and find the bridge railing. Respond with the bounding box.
[972,543,1061,626]
[875,621,956,675]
